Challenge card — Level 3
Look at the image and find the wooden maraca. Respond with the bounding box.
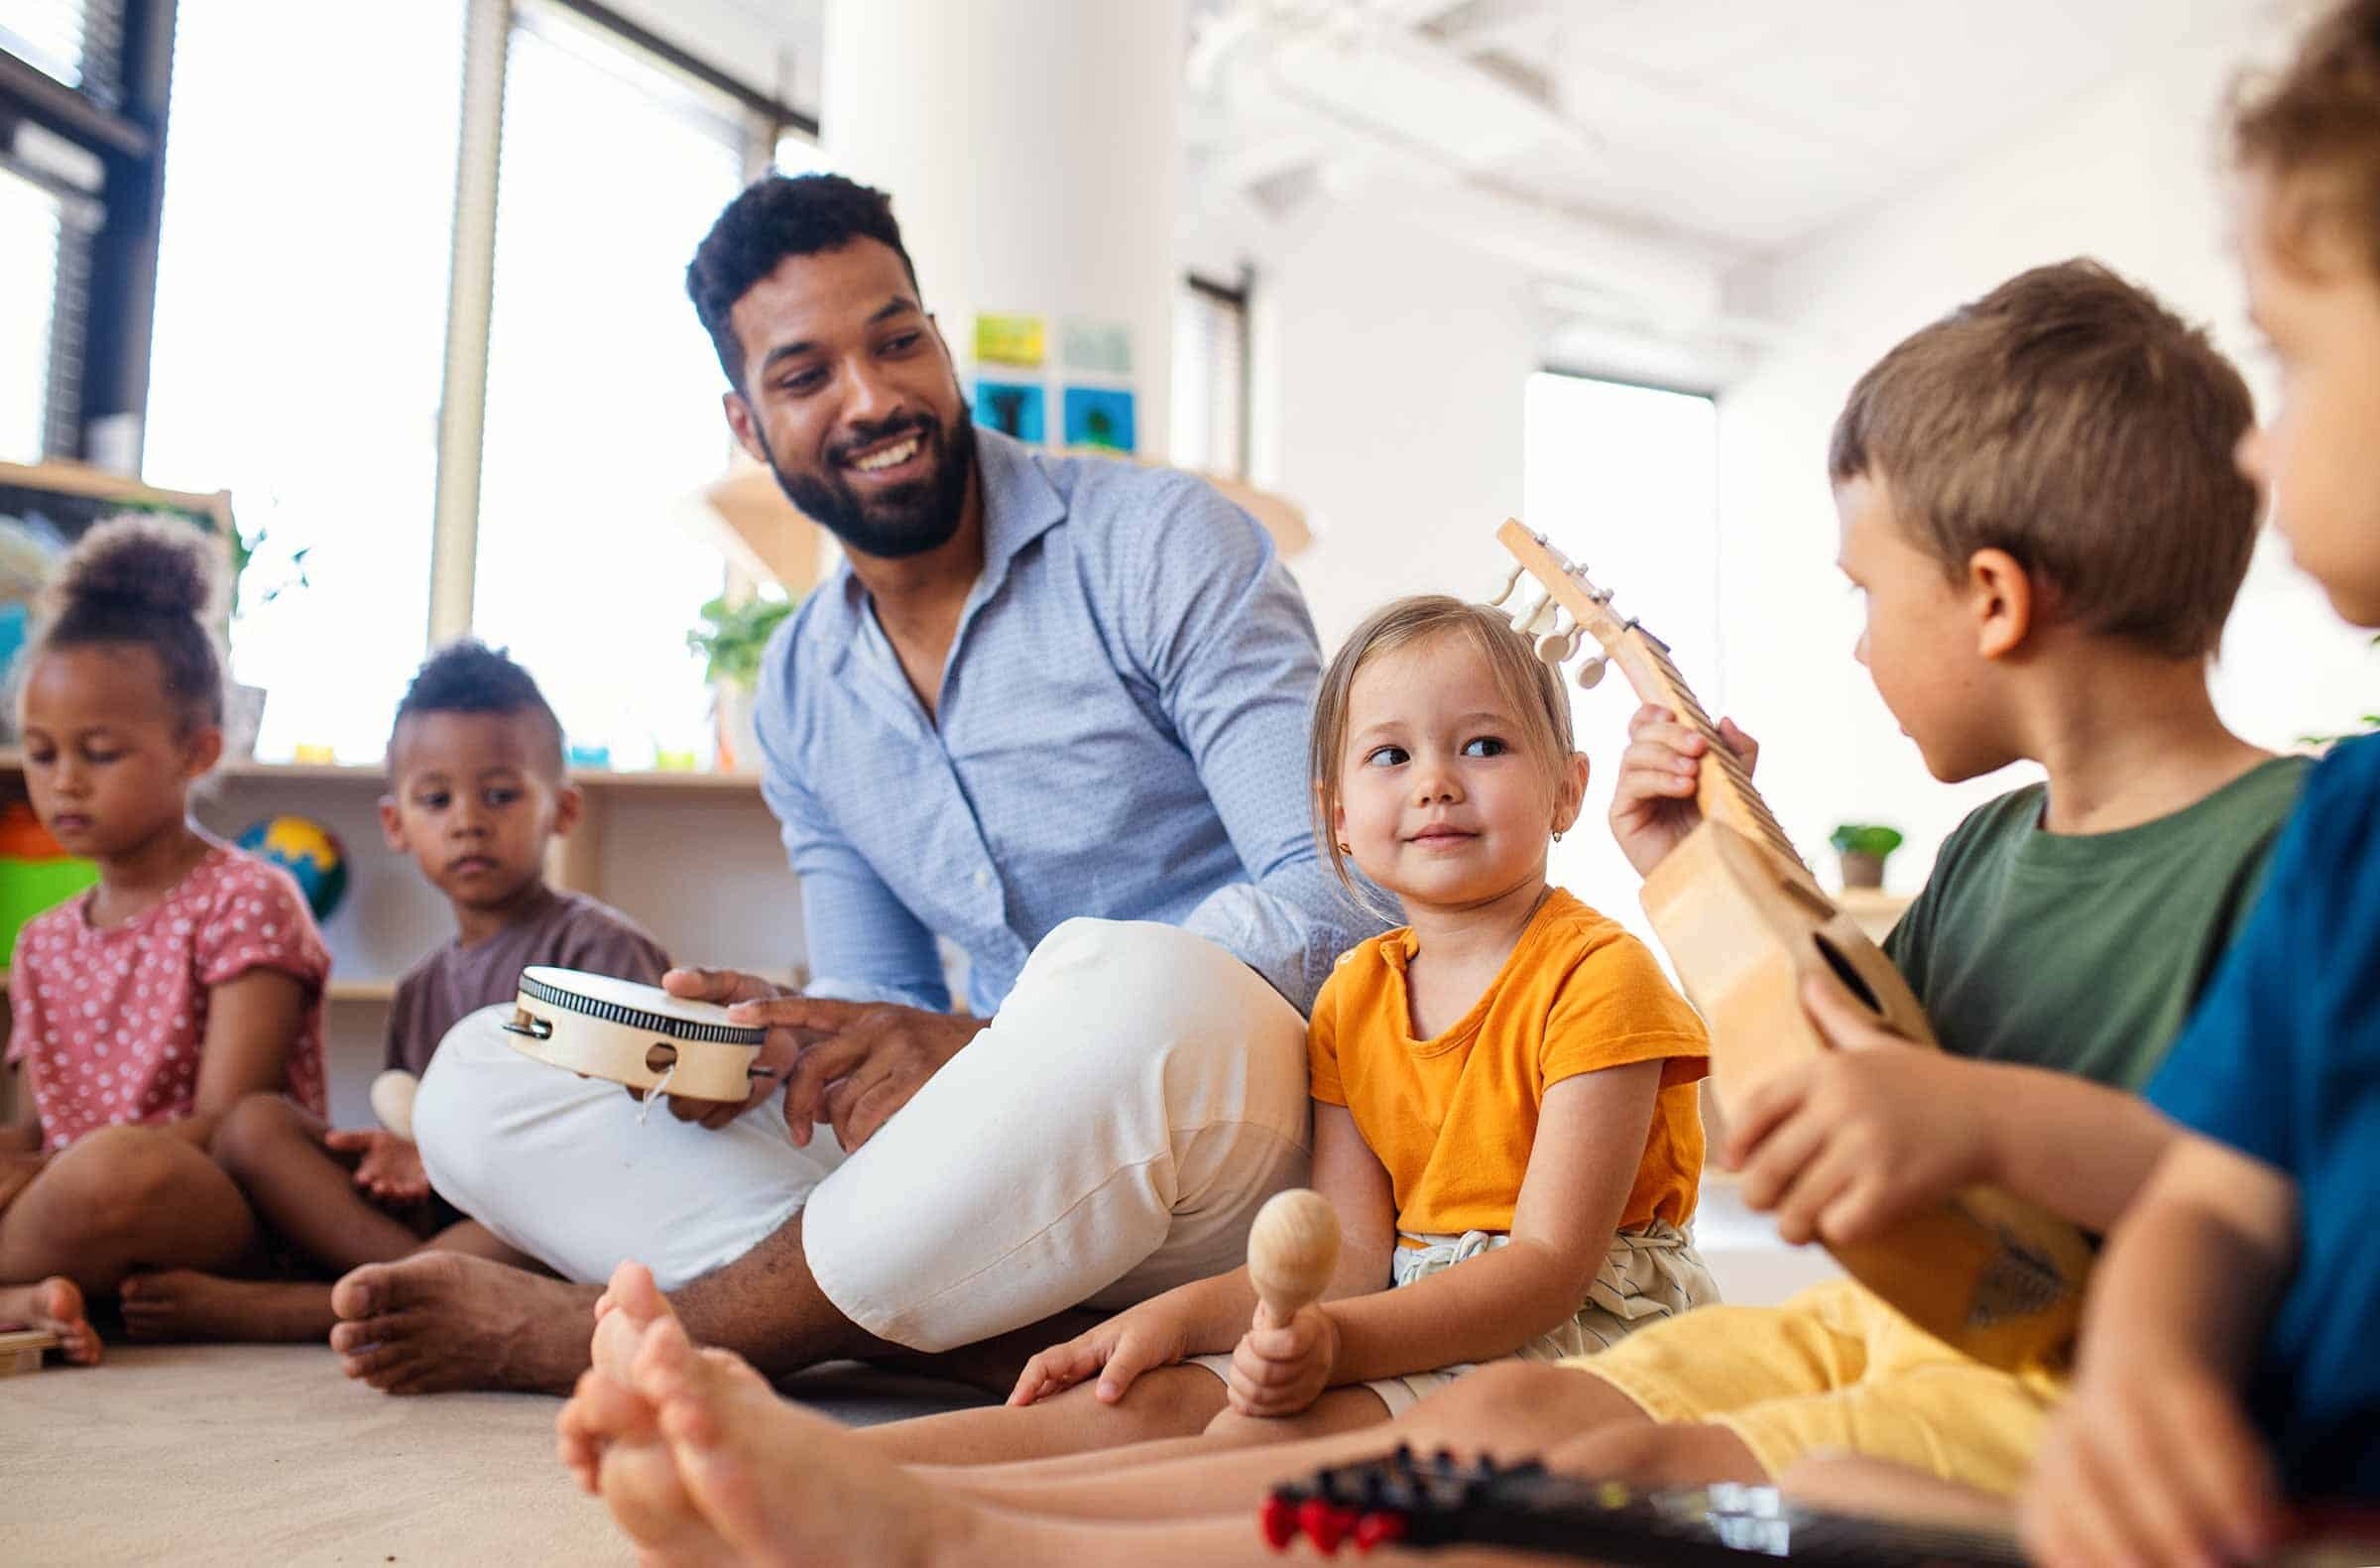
[1247,1187,1340,1328]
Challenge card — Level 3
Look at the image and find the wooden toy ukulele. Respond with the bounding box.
[1492,520,2094,1372]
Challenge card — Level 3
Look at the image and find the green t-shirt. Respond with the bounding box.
[1882,755,2310,1091]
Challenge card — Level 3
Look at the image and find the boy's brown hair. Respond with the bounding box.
[1828,260,2258,660]
[1309,595,1575,915]
[2232,0,2380,272]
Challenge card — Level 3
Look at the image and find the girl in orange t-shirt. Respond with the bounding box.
[976,594,1719,1451]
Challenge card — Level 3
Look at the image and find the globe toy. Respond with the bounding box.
[236,815,348,922]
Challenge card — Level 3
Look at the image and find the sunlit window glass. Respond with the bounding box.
[143,0,463,761]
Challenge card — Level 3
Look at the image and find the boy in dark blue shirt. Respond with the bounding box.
[2021,3,2380,1562]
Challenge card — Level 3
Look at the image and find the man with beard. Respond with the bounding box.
[325,174,1374,1398]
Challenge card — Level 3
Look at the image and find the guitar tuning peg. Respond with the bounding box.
[1535,615,1579,665]
[1513,591,1558,638]
[1574,656,1607,690]
[1483,561,1524,608]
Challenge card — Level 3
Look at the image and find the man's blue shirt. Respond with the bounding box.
[753,426,1377,1018]
[2148,733,2380,1498]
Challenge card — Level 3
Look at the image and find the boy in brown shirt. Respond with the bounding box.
[117,642,666,1346]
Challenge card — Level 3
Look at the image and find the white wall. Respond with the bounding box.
[1713,17,2375,893]
[1207,197,1548,651]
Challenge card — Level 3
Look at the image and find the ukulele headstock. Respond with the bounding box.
[1488,521,1686,712]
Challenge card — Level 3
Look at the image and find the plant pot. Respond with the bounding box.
[226,683,269,759]
[1840,851,1885,890]
[713,683,762,774]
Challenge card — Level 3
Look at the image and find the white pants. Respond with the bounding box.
[414,918,1313,1352]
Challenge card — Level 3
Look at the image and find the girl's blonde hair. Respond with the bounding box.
[1309,594,1577,907]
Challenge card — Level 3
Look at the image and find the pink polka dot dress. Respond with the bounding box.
[7,846,328,1153]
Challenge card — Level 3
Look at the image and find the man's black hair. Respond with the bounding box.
[389,639,565,775]
[686,173,920,390]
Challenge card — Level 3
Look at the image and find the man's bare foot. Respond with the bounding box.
[120,1270,336,1344]
[0,1276,101,1365]
[632,1315,983,1568]
[330,1252,599,1394]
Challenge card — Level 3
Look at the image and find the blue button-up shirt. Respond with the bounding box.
[755,427,1377,1017]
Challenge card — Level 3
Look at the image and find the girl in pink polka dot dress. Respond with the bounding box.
[1,518,327,1365]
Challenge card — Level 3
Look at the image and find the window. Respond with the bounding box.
[1524,371,1719,951]
[0,166,65,462]
[468,1,750,768]
[0,2,123,96]
[142,0,464,761]
[1171,273,1249,477]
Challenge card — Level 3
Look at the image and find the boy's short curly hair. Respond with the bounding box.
[686,174,917,390]
[389,640,564,776]
[1828,260,2259,660]
[2233,0,2380,274]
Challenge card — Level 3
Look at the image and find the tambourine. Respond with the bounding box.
[502,966,770,1103]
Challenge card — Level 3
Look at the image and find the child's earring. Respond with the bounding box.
[1337,841,1353,854]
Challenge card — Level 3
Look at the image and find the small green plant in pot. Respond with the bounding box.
[1829,823,1904,891]
[688,592,798,772]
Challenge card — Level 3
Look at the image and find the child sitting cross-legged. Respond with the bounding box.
[116,641,669,1360]
[0,518,329,1365]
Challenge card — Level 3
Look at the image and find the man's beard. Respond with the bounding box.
[765,403,978,561]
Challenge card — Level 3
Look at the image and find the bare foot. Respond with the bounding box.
[120,1270,336,1344]
[0,1276,101,1366]
[633,1315,982,1568]
[592,1260,676,1384]
[329,1251,599,1394]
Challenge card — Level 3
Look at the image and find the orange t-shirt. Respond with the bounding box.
[1308,888,1710,1239]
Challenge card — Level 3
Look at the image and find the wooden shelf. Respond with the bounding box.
[0,748,762,792]
[0,968,396,1003]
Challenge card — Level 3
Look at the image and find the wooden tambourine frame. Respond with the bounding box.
[503,967,767,1103]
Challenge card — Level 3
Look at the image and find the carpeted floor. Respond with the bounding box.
[0,1181,1839,1566]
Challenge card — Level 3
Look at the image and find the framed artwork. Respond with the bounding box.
[1061,387,1137,452]
[974,380,1046,443]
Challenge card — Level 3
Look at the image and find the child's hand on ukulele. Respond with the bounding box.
[2021,1339,2281,1568]
[324,1128,432,1204]
[1724,976,1981,1247]
[1225,1301,1340,1418]
[1608,703,1759,878]
[1007,1293,1196,1407]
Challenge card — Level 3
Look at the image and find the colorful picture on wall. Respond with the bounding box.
[975,380,1046,443]
[1060,318,1132,376]
[973,312,1045,367]
[1062,387,1137,452]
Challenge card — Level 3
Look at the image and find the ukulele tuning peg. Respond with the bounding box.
[1512,591,1558,638]
[1482,561,1525,608]
[1574,656,1607,690]
[1535,616,1580,666]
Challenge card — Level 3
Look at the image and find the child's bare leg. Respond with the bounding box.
[0,1126,255,1293]
[208,1094,421,1271]
[921,1360,1645,1523]
[121,1273,335,1343]
[1778,1453,2017,1529]
[612,1319,1574,1568]
[858,1368,1234,1466]
[0,1275,101,1364]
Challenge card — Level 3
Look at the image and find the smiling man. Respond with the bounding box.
[327,174,1377,1396]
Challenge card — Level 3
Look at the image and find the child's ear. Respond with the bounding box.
[377,796,407,852]
[1555,751,1591,835]
[549,781,585,839]
[180,724,224,781]
[1964,547,2034,661]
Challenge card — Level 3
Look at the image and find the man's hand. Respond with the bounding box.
[2021,1345,2281,1568]
[1008,1294,1200,1407]
[724,997,990,1152]
[1608,703,1759,878]
[1724,976,1980,1247]
[1224,1301,1340,1418]
[656,967,802,1131]
[323,1129,432,1203]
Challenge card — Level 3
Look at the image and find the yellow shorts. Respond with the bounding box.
[1561,1279,2067,1496]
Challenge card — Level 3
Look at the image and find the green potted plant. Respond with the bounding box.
[687,592,798,772]
[223,525,309,758]
[1829,823,1904,891]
